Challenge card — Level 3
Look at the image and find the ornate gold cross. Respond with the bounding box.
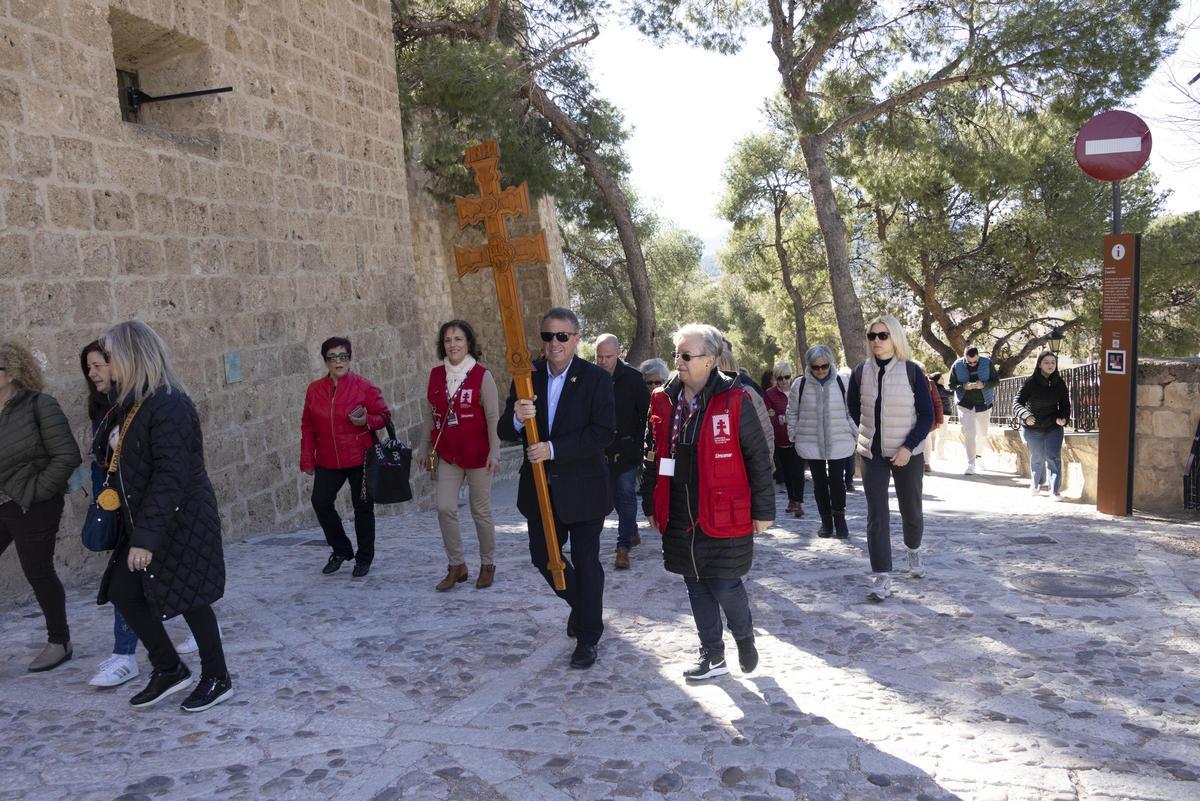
[454,140,565,591]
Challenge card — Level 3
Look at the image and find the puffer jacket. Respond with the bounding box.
[1014,372,1071,431]
[96,388,224,620]
[0,390,81,510]
[300,372,391,472]
[786,371,856,461]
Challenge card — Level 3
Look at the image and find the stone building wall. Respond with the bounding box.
[0,0,566,603]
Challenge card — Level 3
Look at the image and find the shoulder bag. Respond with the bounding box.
[80,402,142,552]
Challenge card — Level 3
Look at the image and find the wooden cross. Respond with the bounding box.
[454,140,565,591]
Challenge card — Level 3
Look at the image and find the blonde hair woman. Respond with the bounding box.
[0,339,82,672]
[96,321,233,712]
[845,315,934,601]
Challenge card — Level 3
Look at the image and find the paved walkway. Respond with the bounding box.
[2,460,1199,801]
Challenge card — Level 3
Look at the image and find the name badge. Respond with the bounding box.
[659,457,676,477]
[445,411,459,427]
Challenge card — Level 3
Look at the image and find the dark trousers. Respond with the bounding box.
[684,576,753,656]
[527,514,605,646]
[774,447,806,503]
[862,452,924,573]
[0,497,69,644]
[610,466,639,550]
[108,546,227,677]
[312,466,375,564]
[845,455,856,484]
[807,457,849,520]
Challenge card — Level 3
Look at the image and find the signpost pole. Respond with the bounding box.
[1112,181,1121,234]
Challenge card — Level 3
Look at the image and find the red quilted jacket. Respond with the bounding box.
[299,372,391,471]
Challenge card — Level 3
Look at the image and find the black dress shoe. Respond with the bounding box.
[180,673,234,713]
[566,610,577,639]
[129,662,192,708]
[569,642,597,669]
[352,561,370,578]
[322,554,348,574]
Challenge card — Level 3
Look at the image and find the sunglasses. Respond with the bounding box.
[540,331,577,343]
[867,331,890,341]
[673,351,708,362]
[810,363,830,371]
[324,353,351,363]
[645,379,664,387]
[776,374,791,381]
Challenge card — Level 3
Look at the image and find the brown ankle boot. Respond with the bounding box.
[475,564,495,589]
[435,563,468,591]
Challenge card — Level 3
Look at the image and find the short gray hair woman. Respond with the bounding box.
[639,358,670,390]
[640,324,775,681]
[845,315,934,602]
[786,344,856,538]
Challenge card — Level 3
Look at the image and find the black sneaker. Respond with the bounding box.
[736,637,759,674]
[683,649,729,681]
[129,662,192,708]
[352,561,370,578]
[322,554,348,575]
[180,673,234,713]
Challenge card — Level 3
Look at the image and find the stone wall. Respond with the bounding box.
[0,1,566,603]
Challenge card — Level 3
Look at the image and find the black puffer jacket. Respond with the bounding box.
[641,369,774,579]
[1013,372,1071,432]
[0,390,81,510]
[97,388,224,620]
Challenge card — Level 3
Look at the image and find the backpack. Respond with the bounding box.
[794,373,847,407]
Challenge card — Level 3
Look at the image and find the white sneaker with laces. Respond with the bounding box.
[867,573,891,601]
[907,548,925,578]
[1048,492,1063,501]
[88,653,139,688]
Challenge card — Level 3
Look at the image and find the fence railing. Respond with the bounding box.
[942,363,1099,433]
[1185,419,1200,510]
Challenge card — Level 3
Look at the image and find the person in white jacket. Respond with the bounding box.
[786,345,857,538]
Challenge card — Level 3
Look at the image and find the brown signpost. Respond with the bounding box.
[453,140,566,590]
[1097,234,1140,515]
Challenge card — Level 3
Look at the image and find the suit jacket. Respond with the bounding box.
[498,357,616,523]
[607,359,651,471]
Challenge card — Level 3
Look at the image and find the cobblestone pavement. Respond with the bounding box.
[2,460,1199,801]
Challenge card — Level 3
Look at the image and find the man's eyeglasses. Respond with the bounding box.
[776,374,791,381]
[324,353,351,363]
[867,331,890,341]
[645,379,664,388]
[673,351,707,362]
[540,331,577,343]
[810,363,830,372]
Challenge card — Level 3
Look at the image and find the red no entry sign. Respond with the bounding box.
[1074,110,1152,182]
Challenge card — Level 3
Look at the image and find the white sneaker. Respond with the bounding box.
[88,653,139,688]
[1048,492,1063,502]
[176,623,223,655]
[907,548,925,578]
[964,464,976,475]
[1030,485,1040,496]
[867,573,891,601]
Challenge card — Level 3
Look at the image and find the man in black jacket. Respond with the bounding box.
[499,308,615,669]
[594,334,650,570]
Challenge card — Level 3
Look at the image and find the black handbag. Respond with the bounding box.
[361,421,413,504]
[81,462,118,552]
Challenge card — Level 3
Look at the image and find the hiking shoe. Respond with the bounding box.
[130,662,192,708]
[867,573,892,602]
[180,673,234,712]
[907,548,925,578]
[683,649,729,681]
[614,547,630,570]
[89,653,139,688]
[735,638,758,674]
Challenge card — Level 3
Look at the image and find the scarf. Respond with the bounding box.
[444,355,477,400]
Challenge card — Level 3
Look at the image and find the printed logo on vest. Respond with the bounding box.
[712,413,731,441]
[460,388,474,405]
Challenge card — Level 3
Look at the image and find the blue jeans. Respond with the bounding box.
[611,466,639,550]
[113,607,139,655]
[1023,425,1064,494]
[684,577,753,656]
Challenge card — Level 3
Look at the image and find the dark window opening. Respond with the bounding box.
[117,69,140,123]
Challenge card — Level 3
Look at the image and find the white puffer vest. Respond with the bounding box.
[855,359,923,459]
[786,373,857,461]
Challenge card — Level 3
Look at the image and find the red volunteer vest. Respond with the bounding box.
[650,387,752,538]
[427,363,489,469]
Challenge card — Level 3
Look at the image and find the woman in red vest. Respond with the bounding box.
[640,324,775,682]
[300,337,391,578]
[418,320,501,591]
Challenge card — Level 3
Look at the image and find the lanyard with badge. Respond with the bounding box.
[660,394,698,478]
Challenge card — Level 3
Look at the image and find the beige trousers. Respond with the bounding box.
[436,462,496,566]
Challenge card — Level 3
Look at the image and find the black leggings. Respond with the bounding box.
[774,447,806,503]
[807,457,849,520]
[0,497,69,644]
[108,546,227,677]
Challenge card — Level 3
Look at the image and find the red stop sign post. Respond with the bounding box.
[1074,111,1152,516]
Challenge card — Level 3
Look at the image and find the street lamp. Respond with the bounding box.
[1048,327,1065,354]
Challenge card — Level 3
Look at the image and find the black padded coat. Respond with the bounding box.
[97,388,225,620]
[0,390,81,510]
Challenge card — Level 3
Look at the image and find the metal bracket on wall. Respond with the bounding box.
[126,85,233,115]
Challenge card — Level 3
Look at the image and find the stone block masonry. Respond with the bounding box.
[0,0,567,603]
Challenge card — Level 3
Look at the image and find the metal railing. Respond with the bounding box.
[942,363,1099,433]
[1185,419,1200,510]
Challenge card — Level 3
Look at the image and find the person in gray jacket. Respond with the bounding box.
[0,338,82,672]
[786,345,857,538]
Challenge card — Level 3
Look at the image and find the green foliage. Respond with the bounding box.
[1140,212,1200,356]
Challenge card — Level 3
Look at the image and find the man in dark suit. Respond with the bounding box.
[499,307,615,669]
[593,333,650,570]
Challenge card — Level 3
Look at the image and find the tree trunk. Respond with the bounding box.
[798,136,867,367]
[524,82,656,362]
[773,205,809,366]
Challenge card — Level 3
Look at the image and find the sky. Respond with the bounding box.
[586,5,1200,264]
